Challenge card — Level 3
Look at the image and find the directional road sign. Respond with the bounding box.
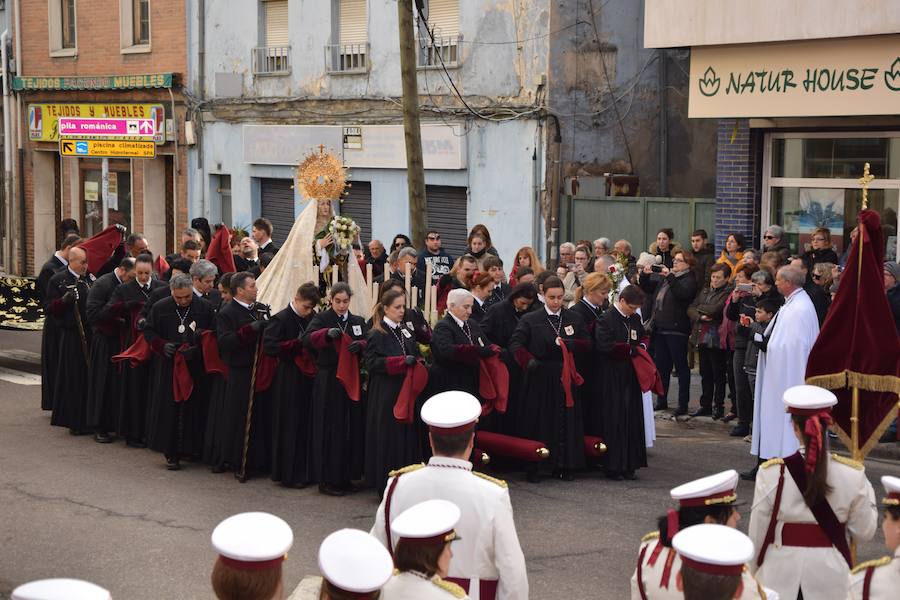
[59,139,156,159]
[58,117,156,139]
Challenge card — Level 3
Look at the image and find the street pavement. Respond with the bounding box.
[0,328,898,599]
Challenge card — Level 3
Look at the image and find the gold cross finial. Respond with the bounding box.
[858,162,875,210]
[318,144,326,154]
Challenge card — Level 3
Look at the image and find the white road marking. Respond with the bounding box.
[0,366,41,386]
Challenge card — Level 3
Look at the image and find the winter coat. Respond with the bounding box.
[639,269,697,336]
[688,283,732,348]
[648,241,684,270]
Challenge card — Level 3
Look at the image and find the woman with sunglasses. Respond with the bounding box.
[802,227,839,271]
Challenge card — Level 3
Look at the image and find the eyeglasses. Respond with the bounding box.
[812,237,826,242]
[812,274,822,280]
[673,257,685,264]
[427,235,441,241]
[763,235,775,240]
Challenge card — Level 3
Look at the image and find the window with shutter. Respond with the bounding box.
[265,0,289,47]
[419,0,460,68]
[339,0,368,45]
[426,0,458,38]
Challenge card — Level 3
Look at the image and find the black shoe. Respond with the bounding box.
[672,407,688,417]
[722,412,738,423]
[740,465,758,481]
[318,483,346,497]
[624,471,637,481]
[606,471,624,481]
[730,425,750,437]
[558,469,575,482]
[712,409,723,421]
[654,402,668,411]
[126,439,147,448]
[526,469,541,484]
[341,482,362,494]
[94,432,113,443]
[211,464,227,474]
[689,407,712,418]
[166,458,181,471]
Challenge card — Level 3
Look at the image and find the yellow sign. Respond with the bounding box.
[689,35,900,118]
[29,103,165,143]
[60,139,156,159]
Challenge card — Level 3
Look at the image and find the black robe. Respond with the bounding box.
[144,296,214,460]
[141,284,172,318]
[304,309,369,487]
[45,269,92,431]
[38,255,67,410]
[111,278,166,444]
[508,308,588,470]
[594,307,648,475]
[470,298,488,324]
[429,314,491,398]
[264,305,314,486]
[258,240,280,256]
[481,299,531,435]
[365,307,433,346]
[484,282,512,310]
[569,299,606,438]
[364,322,424,494]
[85,271,125,434]
[216,300,271,475]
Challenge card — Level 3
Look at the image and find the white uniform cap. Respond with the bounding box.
[421,391,482,433]
[391,499,462,545]
[12,579,111,600]
[670,469,739,507]
[211,512,293,569]
[318,529,393,594]
[782,384,837,413]
[882,475,900,506]
[672,524,754,576]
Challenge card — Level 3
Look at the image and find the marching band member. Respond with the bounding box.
[210,512,292,600]
[847,475,900,599]
[317,528,393,599]
[671,524,757,600]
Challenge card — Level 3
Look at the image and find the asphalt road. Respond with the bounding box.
[0,330,898,599]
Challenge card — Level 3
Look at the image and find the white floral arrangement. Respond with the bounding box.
[328,215,359,253]
[607,256,629,303]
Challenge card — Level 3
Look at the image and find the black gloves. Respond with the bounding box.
[135,318,147,332]
[348,340,364,354]
[526,358,540,371]
[62,291,76,304]
[179,345,198,360]
[163,342,177,358]
[250,319,267,333]
[478,345,497,358]
[327,327,342,339]
[404,355,417,366]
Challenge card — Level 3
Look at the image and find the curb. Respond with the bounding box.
[0,350,41,375]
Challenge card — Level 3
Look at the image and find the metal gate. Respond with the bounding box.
[340,180,372,245]
[425,185,468,258]
[260,178,295,247]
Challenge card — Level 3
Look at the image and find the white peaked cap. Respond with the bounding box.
[391,499,462,545]
[670,469,739,507]
[782,385,837,412]
[318,529,393,594]
[421,391,482,432]
[12,579,111,600]
[673,524,754,576]
[882,475,900,505]
[211,512,293,568]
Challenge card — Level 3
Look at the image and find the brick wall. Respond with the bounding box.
[715,119,761,252]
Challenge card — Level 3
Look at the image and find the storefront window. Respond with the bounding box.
[771,137,897,179]
[82,165,132,238]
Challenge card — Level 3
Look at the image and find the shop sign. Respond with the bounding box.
[343,124,466,170]
[60,139,156,159]
[29,104,166,144]
[243,125,343,166]
[343,127,363,150]
[13,73,173,91]
[689,35,900,118]
[59,117,156,139]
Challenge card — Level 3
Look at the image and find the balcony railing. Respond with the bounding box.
[417,35,462,69]
[252,46,292,76]
[325,43,369,74]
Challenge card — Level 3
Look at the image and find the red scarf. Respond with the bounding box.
[393,361,429,424]
[294,348,317,377]
[478,351,509,415]
[254,347,278,392]
[559,340,584,408]
[200,330,228,376]
[112,335,153,367]
[173,344,194,403]
[336,333,362,401]
[631,346,665,395]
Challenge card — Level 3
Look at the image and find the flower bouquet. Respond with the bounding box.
[327,215,359,256]
[607,255,630,304]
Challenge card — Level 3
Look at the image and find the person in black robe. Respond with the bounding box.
[85,258,135,442]
[364,288,426,495]
[185,259,222,449]
[264,282,319,488]
[144,274,215,470]
[37,233,82,410]
[429,288,497,398]
[215,271,271,478]
[110,255,165,447]
[468,270,494,325]
[594,284,649,480]
[481,283,537,434]
[303,282,370,496]
[366,278,433,345]
[202,273,234,468]
[482,255,511,309]
[508,276,590,481]
[568,273,612,440]
[44,247,92,434]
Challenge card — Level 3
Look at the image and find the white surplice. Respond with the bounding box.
[751,288,819,459]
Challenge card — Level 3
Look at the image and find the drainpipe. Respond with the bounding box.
[545,113,562,269]
[1,30,10,274]
[532,119,542,250]
[657,49,668,197]
[14,0,25,274]
[197,0,206,217]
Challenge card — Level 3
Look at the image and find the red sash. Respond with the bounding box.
[200,330,228,376]
[173,344,193,403]
[559,340,584,408]
[294,348,317,377]
[336,333,362,401]
[478,351,509,415]
[393,361,429,424]
[254,348,278,392]
[631,346,665,395]
[112,336,153,367]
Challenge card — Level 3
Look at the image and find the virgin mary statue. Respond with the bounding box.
[256,197,372,317]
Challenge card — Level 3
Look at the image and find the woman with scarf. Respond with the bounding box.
[687,263,733,420]
[648,228,681,269]
[716,233,746,281]
[748,385,877,600]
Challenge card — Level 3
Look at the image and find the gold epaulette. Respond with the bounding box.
[388,463,425,478]
[831,453,864,470]
[432,576,467,598]
[850,556,892,574]
[641,531,660,543]
[473,471,508,488]
[760,457,783,469]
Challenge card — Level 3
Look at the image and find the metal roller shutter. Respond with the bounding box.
[425,185,468,258]
[260,178,295,247]
[340,0,367,45]
[339,181,372,245]
[426,0,459,37]
[265,0,289,46]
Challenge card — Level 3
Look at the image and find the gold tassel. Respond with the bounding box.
[805,370,900,395]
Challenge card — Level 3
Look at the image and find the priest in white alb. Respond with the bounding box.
[748,265,820,474]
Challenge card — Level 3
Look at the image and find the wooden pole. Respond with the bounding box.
[424,261,433,315]
[397,0,427,249]
[405,262,412,309]
[332,264,339,287]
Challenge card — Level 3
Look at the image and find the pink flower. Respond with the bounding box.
[608,265,619,274]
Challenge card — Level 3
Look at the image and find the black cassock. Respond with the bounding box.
[484,282,512,310]
[37,254,67,410]
[470,298,487,324]
[85,271,125,434]
[594,307,647,476]
[264,305,314,487]
[429,314,492,398]
[569,299,607,438]
[144,296,214,461]
[111,278,166,444]
[364,322,424,494]
[508,308,588,470]
[216,300,271,475]
[45,269,92,432]
[481,298,532,435]
[304,309,369,488]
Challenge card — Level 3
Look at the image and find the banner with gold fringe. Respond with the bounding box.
[0,276,43,330]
